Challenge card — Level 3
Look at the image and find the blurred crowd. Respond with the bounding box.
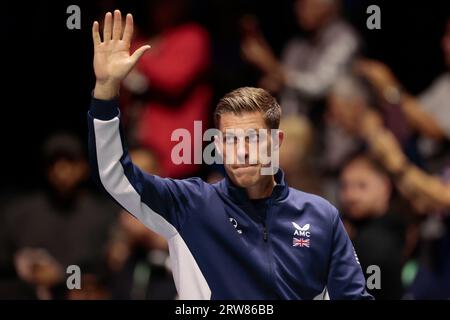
[1,0,449,300]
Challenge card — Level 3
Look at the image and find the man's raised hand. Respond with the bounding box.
[93,10,150,100]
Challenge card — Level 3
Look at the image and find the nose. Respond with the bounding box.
[236,137,249,164]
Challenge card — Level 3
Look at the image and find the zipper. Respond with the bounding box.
[262,200,269,241]
[262,222,268,242]
[262,200,279,298]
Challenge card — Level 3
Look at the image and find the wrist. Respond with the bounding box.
[382,85,403,105]
[391,161,411,179]
[94,81,120,100]
[359,111,382,139]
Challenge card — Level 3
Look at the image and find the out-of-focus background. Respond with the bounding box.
[1,0,449,299]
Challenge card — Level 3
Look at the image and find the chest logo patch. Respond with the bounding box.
[229,217,243,234]
[292,222,310,248]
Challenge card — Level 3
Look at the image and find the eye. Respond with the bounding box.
[224,135,237,145]
[248,133,259,143]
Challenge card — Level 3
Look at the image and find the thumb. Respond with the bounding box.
[130,45,151,64]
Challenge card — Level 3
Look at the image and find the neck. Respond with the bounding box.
[313,14,337,39]
[372,200,390,218]
[246,175,276,200]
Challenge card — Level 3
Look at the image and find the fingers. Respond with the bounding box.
[103,12,112,42]
[97,10,133,44]
[92,21,101,46]
[112,10,122,41]
[122,13,134,44]
[130,45,151,64]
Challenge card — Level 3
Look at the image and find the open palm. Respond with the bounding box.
[93,10,150,86]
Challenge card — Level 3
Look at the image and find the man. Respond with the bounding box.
[241,0,360,115]
[278,116,322,195]
[88,10,372,299]
[0,134,117,299]
[339,154,407,299]
[356,17,450,173]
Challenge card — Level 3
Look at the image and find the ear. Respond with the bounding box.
[273,129,284,150]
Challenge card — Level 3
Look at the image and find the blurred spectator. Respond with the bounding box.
[327,74,450,212]
[325,75,368,170]
[339,154,408,299]
[0,133,118,299]
[331,75,450,298]
[359,112,450,299]
[279,115,322,195]
[108,148,176,300]
[356,17,450,173]
[325,71,424,201]
[241,0,360,116]
[121,0,212,179]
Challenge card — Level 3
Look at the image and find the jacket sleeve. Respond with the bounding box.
[87,97,205,240]
[327,206,374,300]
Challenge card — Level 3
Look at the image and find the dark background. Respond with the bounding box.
[2,0,449,191]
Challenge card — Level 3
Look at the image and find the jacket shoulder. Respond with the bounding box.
[287,188,339,221]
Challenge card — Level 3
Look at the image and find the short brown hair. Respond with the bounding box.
[214,87,282,129]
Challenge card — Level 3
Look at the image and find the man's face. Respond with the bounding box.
[295,0,335,32]
[327,92,368,134]
[216,111,282,188]
[47,158,88,195]
[339,159,391,220]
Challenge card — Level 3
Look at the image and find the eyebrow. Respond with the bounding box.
[222,129,263,134]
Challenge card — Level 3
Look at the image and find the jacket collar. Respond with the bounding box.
[222,168,289,204]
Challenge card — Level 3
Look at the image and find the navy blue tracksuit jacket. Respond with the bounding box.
[88,97,373,300]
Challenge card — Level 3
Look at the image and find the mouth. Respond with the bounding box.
[231,163,258,169]
[231,164,259,173]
